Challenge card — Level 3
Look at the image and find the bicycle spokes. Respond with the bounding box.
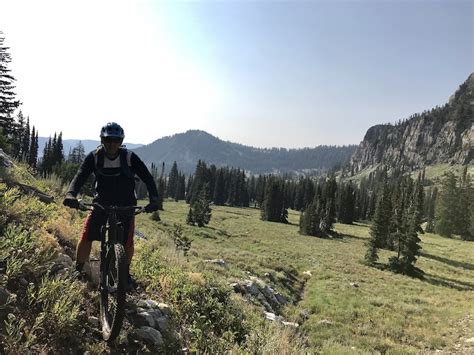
[100,243,127,341]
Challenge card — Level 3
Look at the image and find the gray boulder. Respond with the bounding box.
[128,326,164,350]
[0,149,14,168]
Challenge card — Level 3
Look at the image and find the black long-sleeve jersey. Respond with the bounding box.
[66,148,158,206]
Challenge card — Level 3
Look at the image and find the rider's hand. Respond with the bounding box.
[145,202,159,213]
[63,194,79,209]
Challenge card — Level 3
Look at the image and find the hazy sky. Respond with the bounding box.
[0,0,472,148]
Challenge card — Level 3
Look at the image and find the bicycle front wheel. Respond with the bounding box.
[100,243,127,342]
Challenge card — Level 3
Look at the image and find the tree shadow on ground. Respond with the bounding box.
[422,273,474,291]
[420,252,474,270]
[198,225,232,238]
[367,260,473,291]
[331,232,366,241]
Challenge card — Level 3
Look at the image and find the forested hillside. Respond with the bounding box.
[132,130,356,174]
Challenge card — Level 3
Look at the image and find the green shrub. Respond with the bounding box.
[0,222,85,352]
[133,242,247,353]
[2,314,30,354]
[0,185,20,233]
[0,225,56,280]
[26,275,84,344]
[8,194,59,229]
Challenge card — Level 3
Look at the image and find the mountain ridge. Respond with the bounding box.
[37,138,143,158]
[132,130,357,174]
[348,73,473,173]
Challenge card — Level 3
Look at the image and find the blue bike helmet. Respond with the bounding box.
[100,122,125,139]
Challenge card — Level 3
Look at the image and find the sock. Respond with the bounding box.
[75,262,84,273]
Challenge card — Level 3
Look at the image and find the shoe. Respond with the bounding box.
[71,270,89,282]
[126,274,137,293]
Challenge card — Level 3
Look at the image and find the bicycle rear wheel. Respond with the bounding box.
[100,242,127,341]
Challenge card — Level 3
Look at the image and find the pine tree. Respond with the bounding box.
[458,167,473,240]
[248,175,256,206]
[53,132,64,165]
[40,136,53,177]
[240,170,250,207]
[339,182,355,224]
[0,31,21,151]
[213,169,226,205]
[425,187,437,233]
[152,162,165,210]
[294,177,305,211]
[11,110,25,157]
[227,168,238,206]
[187,184,212,227]
[299,198,322,236]
[365,182,391,264]
[28,126,38,169]
[255,175,266,208]
[167,161,179,199]
[67,141,85,164]
[320,175,337,233]
[261,177,288,223]
[302,178,314,209]
[185,175,193,203]
[189,160,209,204]
[412,173,425,234]
[176,174,186,201]
[389,180,405,251]
[150,162,159,181]
[367,191,377,221]
[435,172,459,237]
[20,116,30,161]
[365,229,379,264]
[399,208,422,275]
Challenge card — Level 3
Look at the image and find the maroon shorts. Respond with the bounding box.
[80,209,135,248]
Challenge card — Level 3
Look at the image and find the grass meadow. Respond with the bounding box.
[134,200,474,354]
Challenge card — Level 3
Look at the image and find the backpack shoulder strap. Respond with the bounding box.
[94,146,105,170]
[119,148,135,179]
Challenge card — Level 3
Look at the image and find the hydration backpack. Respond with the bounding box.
[94,146,135,179]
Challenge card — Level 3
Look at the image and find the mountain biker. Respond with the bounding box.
[63,122,159,290]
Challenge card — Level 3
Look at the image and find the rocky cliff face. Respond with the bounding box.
[349,74,474,173]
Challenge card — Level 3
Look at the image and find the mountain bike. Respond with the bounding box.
[78,201,144,342]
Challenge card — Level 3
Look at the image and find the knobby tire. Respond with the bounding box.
[100,243,127,342]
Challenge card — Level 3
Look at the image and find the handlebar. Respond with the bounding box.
[78,201,145,216]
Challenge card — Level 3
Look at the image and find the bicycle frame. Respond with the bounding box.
[80,203,143,286]
[99,209,123,293]
[78,201,144,341]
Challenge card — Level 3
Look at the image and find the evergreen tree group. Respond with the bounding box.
[39,132,64,177]
[10,111,39,169]
[299,175,338,235]
[186,160,249,208]
[364,173,425,275]
[435,169,473,240]
[260,176,288,223]
[0,31,40,169]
